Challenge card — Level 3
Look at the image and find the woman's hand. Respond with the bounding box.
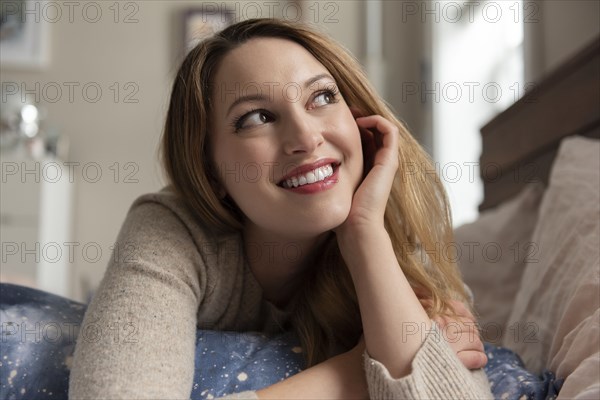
[334,111,399,237]
[330,109,487,392]
[415,289,488,370]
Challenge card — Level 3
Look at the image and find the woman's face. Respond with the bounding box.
[210,37,363,239]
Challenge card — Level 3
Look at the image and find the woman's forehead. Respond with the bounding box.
[213,37,330,88]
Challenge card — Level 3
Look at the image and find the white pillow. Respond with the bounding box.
[501,136,600,395]
[454,182,545,344]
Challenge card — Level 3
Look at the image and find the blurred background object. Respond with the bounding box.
[1,81,73,298]
[0,0,50,69]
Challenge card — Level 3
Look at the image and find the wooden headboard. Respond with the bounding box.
[479,36,600,211]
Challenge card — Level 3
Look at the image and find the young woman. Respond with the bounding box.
[69,18,492,399]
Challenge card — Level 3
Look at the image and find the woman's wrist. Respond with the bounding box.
[336,225,391,271]
[335,221,433,379]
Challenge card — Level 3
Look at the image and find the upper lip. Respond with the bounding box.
[277,158,340,185]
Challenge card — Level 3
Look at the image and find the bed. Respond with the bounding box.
[454,35,600,399]
[1,37,598,400]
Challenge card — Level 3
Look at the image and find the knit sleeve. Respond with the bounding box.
[363,321,493,399]
[69,200,204,399]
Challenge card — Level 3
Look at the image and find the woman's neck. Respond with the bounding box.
[242,223,330,308]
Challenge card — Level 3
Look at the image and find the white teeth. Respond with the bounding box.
[282,164,335,188]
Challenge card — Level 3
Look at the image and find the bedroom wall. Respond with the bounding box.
[524,0,600,82]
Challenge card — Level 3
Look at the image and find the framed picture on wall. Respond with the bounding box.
[0,0,50,69]
[184,8,235,54]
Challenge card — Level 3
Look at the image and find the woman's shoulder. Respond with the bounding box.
[121,186,241,261]
[118,188,265,330]
[129,186,194,222]
[126,187,210,236]
[120,186,243,262]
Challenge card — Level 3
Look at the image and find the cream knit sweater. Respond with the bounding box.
[69,189,493,399]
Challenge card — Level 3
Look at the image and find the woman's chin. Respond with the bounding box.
[244,201,352,239]
[295,210,350,237]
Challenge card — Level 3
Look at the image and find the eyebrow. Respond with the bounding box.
[225,73,335,117]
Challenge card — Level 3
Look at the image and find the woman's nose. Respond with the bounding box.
[281,114,324,155]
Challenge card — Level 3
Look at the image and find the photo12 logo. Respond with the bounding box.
[0,1,140,24]
[1,320,139,344]
[2,82,140,104]
[1,161,140,184]
[399,1,540,24]
[1,241,138,264]
[401,81,537,104]
[196,1,340,24]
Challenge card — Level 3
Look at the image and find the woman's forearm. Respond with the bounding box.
[255,349,368,400]
[337,226,432,379]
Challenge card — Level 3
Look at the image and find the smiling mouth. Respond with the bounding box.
[277,163,340,189]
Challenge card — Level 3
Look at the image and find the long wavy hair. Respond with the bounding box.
[161,18,472,367]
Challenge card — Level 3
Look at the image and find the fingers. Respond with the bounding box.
[456,350,488,370]
[412,286,432,300]
[430,311,486,370]
[359,126,376,173]
[433,315,483,343]
[423,298,486,370]
[348,112,399,163]
[441,321,486,370]
[417,294,487,370]
[447,299,472,318]
[353,115,399,178]
[422,299,475,322]
[354,115,398,151]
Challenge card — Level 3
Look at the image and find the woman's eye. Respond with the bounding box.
[234,110,272,131]
[312,90,338,108]
[245,112,270,126]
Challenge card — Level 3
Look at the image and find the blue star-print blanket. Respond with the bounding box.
[0,283,563,399]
